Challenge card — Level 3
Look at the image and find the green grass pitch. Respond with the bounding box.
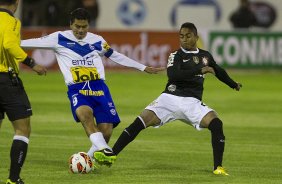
[0,70,281,184]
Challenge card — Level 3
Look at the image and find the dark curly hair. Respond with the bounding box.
[180,22,198,36]
[70,8,90,24]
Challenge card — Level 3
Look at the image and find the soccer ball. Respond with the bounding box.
[69,152,93,174]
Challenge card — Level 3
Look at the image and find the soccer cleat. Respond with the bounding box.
[213,166,229,176]
[94,148,117,166]
[91,158,100,171]
[6,178,24,184]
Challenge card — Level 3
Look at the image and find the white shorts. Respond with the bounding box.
[145,93,215,130]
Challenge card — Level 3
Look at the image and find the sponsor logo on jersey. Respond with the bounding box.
[193,56,199,64]
[202,57,209,65]
[71,67,100,83]
[168,84,176,92]
[79,90,104,96]
[67,42,76,47]
[183,58,190,62]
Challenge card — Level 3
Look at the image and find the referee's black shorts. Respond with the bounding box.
[0,73,32,121]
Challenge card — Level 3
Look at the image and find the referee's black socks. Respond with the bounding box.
[9,137,28,182]
[208,118,225,170]
[113,117,146,155]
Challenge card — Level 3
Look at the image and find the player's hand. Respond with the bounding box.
[234,82,242,91]
[201,66,215,75]
[144,66,165,74]
[32,64,47,75]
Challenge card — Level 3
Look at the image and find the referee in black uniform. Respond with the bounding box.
[0,0,46,183]
[95,22,242,176]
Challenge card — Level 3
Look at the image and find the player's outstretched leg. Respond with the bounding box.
[208,118,229,176]
[94,148,116,166]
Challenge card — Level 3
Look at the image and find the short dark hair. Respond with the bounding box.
[180,22,198,36]
[70,8,90,24]
[0,0,17,5]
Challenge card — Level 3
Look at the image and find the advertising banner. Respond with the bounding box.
[209,31,282,68]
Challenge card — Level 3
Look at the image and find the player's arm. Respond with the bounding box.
[213,65,242,91]
[208,54,242,90]
[99,39,163,74]
[107,50,146,71]
[3,22,27,63]
[21,32,58,49]
[167,52,202,80]
[4,21,47,75]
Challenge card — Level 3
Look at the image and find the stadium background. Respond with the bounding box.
[17,0,282,69]
[0,1,281,184]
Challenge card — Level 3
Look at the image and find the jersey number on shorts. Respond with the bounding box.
[71,67,100,83]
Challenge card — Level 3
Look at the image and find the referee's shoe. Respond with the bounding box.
[94,148,116,166]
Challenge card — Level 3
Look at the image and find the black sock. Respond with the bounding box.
[112,117,146,155]
[208,118,225,170]
[9,140,28,181]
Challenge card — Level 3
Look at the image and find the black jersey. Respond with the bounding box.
[163,48,238,100]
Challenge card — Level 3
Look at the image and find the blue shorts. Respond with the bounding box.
[67,80,120,128]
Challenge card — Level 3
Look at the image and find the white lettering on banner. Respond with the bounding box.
[241,38,257,64]
[278,39,282,64]
[211,35,282,66]
[104,32,171,67]
[224,37,240,65]
[257,38,276,64]
[210,37,224,65]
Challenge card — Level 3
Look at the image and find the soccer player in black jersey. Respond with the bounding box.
[94,22,242,175]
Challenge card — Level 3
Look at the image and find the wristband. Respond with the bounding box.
[22,57,36,68]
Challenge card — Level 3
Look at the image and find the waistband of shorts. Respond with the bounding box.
[0,72,9,75]
[67,79,105,90]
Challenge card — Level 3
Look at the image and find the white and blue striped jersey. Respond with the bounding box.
[21,30,146,85]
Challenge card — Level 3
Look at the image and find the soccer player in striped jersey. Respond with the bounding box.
[96,22,242,175]
[21,8,163,166]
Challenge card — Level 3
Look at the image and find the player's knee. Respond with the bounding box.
[208,118,223,133]
[140,111,160,127]
[78,113,93,123]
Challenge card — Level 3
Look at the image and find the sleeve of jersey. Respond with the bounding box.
[107,50,146,71]
[209,55,237,88]
[3,21,27,62]
[21,32,58,49]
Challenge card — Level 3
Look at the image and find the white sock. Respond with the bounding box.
[87,145,98,158]
[13,135,29,144]
[89,132,111,150]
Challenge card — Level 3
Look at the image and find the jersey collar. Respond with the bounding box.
[0,8,14,17]
[181,47,199,54]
